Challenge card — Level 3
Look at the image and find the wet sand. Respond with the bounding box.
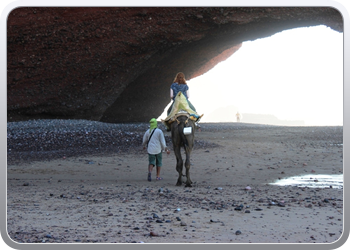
[6,122,343,244]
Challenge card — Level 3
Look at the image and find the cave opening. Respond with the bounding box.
[158,25,343,126]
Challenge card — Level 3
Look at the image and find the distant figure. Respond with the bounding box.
[236,112,241,122]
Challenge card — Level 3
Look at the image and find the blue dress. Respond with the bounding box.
[170,82,189,100]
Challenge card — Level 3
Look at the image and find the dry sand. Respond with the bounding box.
[6,123,343,244]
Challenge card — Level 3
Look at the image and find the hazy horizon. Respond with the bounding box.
[159,25,343,127]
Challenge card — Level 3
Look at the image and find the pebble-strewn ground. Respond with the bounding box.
[7,119,219,165]
[6,120,344,245]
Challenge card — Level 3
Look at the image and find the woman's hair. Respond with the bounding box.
[173,72,187,84]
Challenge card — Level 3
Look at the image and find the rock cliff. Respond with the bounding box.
[7,7,343,122]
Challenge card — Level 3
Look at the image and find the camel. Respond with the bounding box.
[170,114,196,187]
[162,91,203,187]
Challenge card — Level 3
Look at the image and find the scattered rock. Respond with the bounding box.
[277,202,285,207]
[210,219,220,223]
[150,232,158,237]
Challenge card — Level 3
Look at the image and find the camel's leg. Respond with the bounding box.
[184,150,192,187]
[174,146,183,186]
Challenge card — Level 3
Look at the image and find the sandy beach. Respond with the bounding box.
[6,122,343,244]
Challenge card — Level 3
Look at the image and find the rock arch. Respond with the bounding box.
[7,7,343,122]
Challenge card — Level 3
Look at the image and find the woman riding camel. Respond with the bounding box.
[167,72,196,115]
[163,72,202,131]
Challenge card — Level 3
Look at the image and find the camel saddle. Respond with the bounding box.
[161,92,203,130]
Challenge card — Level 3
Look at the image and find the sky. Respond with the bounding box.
[159,25,343,126]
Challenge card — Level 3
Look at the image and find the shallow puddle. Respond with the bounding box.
[270,174,343,189]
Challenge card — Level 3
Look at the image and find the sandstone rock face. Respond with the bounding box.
[7,7,343,122]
